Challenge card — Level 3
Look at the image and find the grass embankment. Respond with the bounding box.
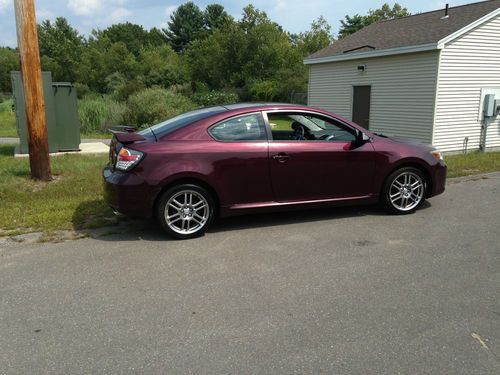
[0,143,498,238]
[0,144,112,237]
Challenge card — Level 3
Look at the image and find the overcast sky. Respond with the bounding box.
[0,0,474,47]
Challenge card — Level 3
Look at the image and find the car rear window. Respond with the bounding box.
[138,106,227,139]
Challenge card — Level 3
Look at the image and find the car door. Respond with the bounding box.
[207,112,274,208]
[265,111,376,202]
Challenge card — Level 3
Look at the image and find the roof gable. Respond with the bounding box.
[306,0,500,63]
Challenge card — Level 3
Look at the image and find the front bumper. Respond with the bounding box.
[103,166,158,218]
[429,162,447,197]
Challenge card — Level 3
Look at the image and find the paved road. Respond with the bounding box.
[1,174,499,374]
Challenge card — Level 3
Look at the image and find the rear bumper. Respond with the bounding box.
[102,166,157,218]
[429,162,447,197]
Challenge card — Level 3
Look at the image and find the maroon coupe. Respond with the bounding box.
[103,103,447,239]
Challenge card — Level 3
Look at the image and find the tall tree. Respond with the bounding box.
[78,35,140,93]
[148,27,168,46]
[338,14,367,38]
[204,4,231,31]
[37,17,84,82]
[293,16,334,57]
[164,2,205,52]
[240,5,272,32]
[98,22,152,57]
[186,6,305,101]
[139,45,188,88]
[0,47,19,92]
[366,3,410,23]
[339,3,410,38]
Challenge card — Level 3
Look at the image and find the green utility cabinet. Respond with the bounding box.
[11,71,81,154]
[52,82,81,151]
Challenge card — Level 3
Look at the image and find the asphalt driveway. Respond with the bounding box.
[1,173,499,374]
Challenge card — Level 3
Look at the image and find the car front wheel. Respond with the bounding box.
[382,167,426,214]
[157,184,214,239]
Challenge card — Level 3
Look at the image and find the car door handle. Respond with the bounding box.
[272,153,290,163]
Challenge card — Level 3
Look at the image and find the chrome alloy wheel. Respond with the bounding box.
[164,190,209,235]
[388,171,424,212]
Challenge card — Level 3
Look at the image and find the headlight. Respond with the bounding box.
[430,150,443,161]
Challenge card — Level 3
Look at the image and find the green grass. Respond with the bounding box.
[268,115,293,131]
[0,144,113,236]
[445,151,500,178]
[0,100,17,137]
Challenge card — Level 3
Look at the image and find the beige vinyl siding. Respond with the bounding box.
[434,15,500,152]
[308,51,439,144]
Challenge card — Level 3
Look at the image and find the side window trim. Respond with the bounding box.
[263,110,358,142]
[208,111,268,142]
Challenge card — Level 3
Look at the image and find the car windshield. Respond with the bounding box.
[138,106,227,139]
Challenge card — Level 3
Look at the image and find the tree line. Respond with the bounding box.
[0,2,409,102]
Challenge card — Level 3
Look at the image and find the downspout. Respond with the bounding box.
[480,118,488,152]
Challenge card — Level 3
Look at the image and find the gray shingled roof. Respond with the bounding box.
[308,0,500,60]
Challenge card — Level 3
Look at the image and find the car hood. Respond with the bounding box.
[376,134,436,151]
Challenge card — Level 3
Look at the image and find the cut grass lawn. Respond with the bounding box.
[0,143,498,238]
[0,144,113,237]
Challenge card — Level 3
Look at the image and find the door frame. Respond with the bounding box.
[351,85,372,129]
[262,109,375,202]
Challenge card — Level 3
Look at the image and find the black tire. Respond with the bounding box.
[381,167,426,215]
[156,184,215,239]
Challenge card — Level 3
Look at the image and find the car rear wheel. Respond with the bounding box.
[381,167,426,215]
[157,184,215,239]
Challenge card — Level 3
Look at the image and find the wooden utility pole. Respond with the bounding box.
[14,0,51,180]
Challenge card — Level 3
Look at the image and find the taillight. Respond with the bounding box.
[115,147,143,171]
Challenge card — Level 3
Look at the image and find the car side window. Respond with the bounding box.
[267,113,356,142]
[209,113,267,141]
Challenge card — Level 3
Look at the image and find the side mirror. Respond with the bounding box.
[350,130,370,149]
[356,130,370,142]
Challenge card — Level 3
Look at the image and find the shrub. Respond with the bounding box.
[248,80,278,102]
[78,98,107,133]
[104,73,145,101]
[74,82,91,99]
[78,96,126,134]
[115,80,145,102]
[102,100,127,131]
[125,88,196,128]
[169,83,192,97]
[192,90,239,106]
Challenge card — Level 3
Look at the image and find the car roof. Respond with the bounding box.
[222,102,308,109]
[187,103,324,115]
[154,102,367,140]
[221,102,292,110]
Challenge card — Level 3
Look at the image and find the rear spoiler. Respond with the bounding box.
[109,129,146,144]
